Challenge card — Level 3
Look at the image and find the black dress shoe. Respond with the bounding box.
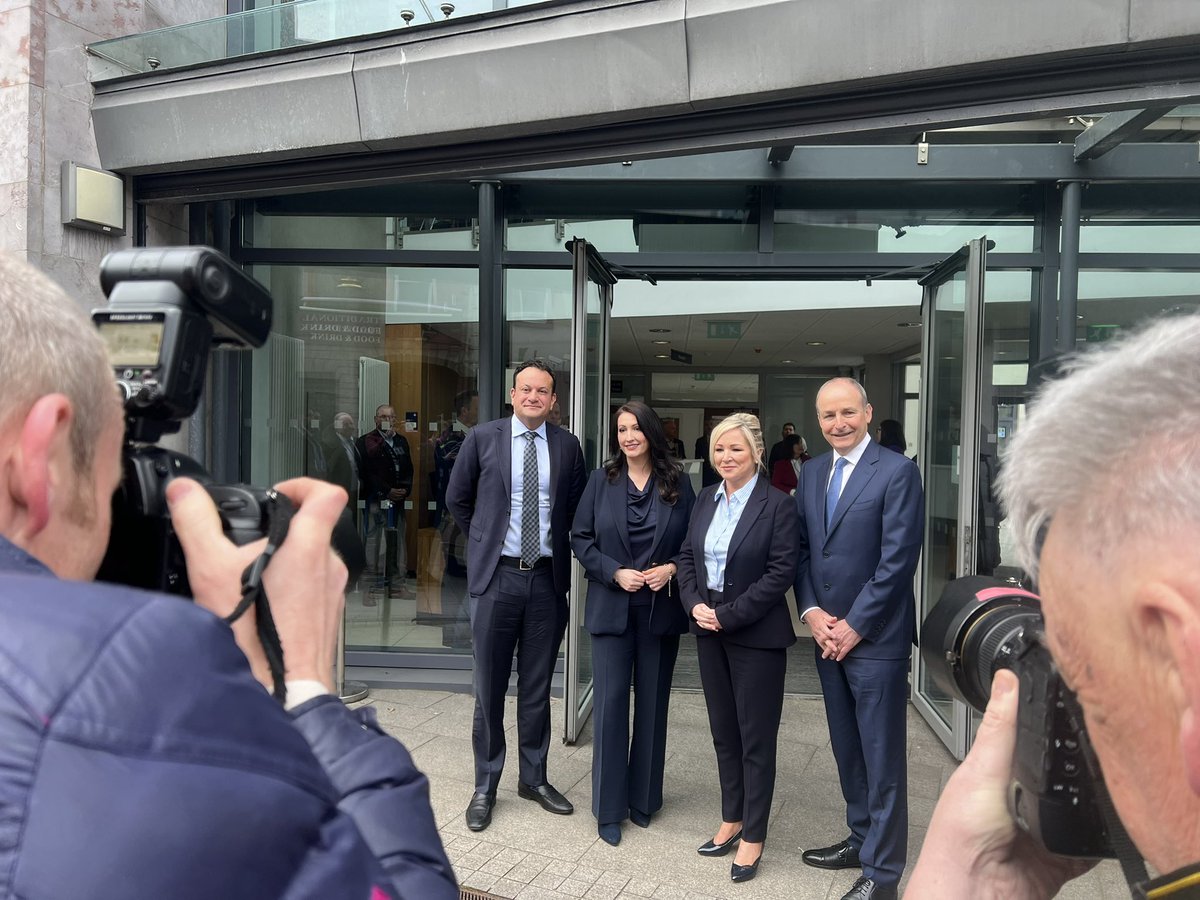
[802,838,861,870]
[517,781,573,815]
[696,829,742,857]
[730,849,762,883]
[465,792,495,832]
[840,875,897,900]
[629,809,651,828]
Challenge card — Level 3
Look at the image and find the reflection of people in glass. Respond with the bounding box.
[356,404,413,604]
[432,390,478,649]
[570,401,696,846]
[694,416,722,486]
[324,412,362,527]
[976,424,1002,576]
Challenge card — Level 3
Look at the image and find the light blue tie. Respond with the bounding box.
[826,456,848,528]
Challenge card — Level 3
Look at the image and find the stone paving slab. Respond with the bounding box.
[361,689,1127,899]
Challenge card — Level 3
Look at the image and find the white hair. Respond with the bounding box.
[0,253,117,471]
[999,313,1200,582]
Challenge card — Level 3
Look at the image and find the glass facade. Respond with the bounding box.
[225,167,1199,685]
[246,262,480,655]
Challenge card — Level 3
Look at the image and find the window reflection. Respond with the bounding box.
[246,264,480,653]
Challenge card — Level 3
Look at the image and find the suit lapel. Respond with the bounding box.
[499,418,513,498]
[691,488,719,586]
[607,473,633,559]
[826,442,880,537]
[813,453,834,545]
[546,423,559,510]
[725,477,768,561]
[646,484,672,563]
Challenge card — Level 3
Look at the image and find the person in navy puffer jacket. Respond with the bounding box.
[0,252,457,900]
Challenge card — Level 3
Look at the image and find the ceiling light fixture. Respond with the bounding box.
[896,322,922,328]
[651,339,670,345]
[649,328,671,333]
[654,353,670,359]
[806,341,826,347]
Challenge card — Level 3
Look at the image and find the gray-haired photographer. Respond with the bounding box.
[907,311,1200,899]
[0,249,456,899]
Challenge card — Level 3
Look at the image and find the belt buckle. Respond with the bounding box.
[519,558,535,571]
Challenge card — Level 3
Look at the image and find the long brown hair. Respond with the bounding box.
[603,400,682,504]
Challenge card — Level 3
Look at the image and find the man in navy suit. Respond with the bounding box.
[793,378,924,900]
[446,361,587,832]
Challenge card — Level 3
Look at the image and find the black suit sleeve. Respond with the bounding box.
[566,437,587,521]
[396,433,414,493]
[714,496,799,634]
[571,470,623,585]
[445,427,480,537]
[676,492,705,619]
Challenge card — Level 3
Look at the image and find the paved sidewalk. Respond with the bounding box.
[362,689,1126,899]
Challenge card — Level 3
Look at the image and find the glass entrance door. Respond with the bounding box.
[563,239,615,743]
[912,237,988,760]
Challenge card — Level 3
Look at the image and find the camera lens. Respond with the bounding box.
[920,575,1042,711]
[200,258,231,306]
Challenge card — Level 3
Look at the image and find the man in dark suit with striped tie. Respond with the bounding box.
[794,378,924,900]
[446,361,587,832]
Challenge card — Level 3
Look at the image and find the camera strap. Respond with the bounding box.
[223,490,295,704]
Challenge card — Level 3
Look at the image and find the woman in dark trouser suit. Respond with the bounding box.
[676,413,798,884]
[571,401,696,847]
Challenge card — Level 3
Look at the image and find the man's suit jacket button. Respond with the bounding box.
[822,551,831,558]
[823,583,831,591]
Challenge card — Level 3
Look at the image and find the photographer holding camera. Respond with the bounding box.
[908,312,1200,899]
[0,253,456,899]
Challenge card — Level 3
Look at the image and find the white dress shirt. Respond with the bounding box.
[503,416,553,559]
[703,474,760,591]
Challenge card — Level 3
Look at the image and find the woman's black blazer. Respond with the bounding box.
[570,467,697,636]
[676,477,799,649]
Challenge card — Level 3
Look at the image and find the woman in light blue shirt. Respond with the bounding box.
[676,413,799,885]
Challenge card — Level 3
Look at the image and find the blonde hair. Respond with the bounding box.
[709,413,766,472]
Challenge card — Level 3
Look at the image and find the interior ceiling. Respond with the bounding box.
[610,305,924,371]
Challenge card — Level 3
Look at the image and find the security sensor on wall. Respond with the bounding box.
[61,161,126,236]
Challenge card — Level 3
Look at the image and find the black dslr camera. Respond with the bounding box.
[921,576,1116,859]
[93,246,284,595]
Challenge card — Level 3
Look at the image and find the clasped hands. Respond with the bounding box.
[805,607,862,661]
[614,565,674,593]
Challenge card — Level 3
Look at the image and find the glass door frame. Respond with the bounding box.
[912,237,988,760]
[564,239,615,743]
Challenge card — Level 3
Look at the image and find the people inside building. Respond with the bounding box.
[325,411,362,527]
[445,361,587,832]
[769,433,804,494]
[694,415,722,487]
[357,404,414,604]
[0,252,456,900]
[766,421,797,469]
[676,413,798,884]
[663,416,687,459]
[793,379,924,900]
[570,401,696,846]
[875,419,907,455]
[908,312,1200,899]
[432,389,479,649]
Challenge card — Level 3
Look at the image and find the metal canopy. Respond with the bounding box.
[1074,107,1174,160]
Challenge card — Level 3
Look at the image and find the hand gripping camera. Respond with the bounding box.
[921,575,1119,859]
[93,247,286,595]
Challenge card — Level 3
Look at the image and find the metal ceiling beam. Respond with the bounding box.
[1074,106,1173,160]
[767,145,794,164]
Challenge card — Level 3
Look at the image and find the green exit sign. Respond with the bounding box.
[1086,324,1120,343]
[693,373,715,382]
[707,320,743,340]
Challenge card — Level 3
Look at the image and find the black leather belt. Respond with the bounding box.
[708,589,725,606]
[499,556,552,571]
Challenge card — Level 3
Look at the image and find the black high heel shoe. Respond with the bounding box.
[696,829,742,857]
[730,847,763,883]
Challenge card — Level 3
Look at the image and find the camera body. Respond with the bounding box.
[93,247,278,596]
[921,575,1115,859]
